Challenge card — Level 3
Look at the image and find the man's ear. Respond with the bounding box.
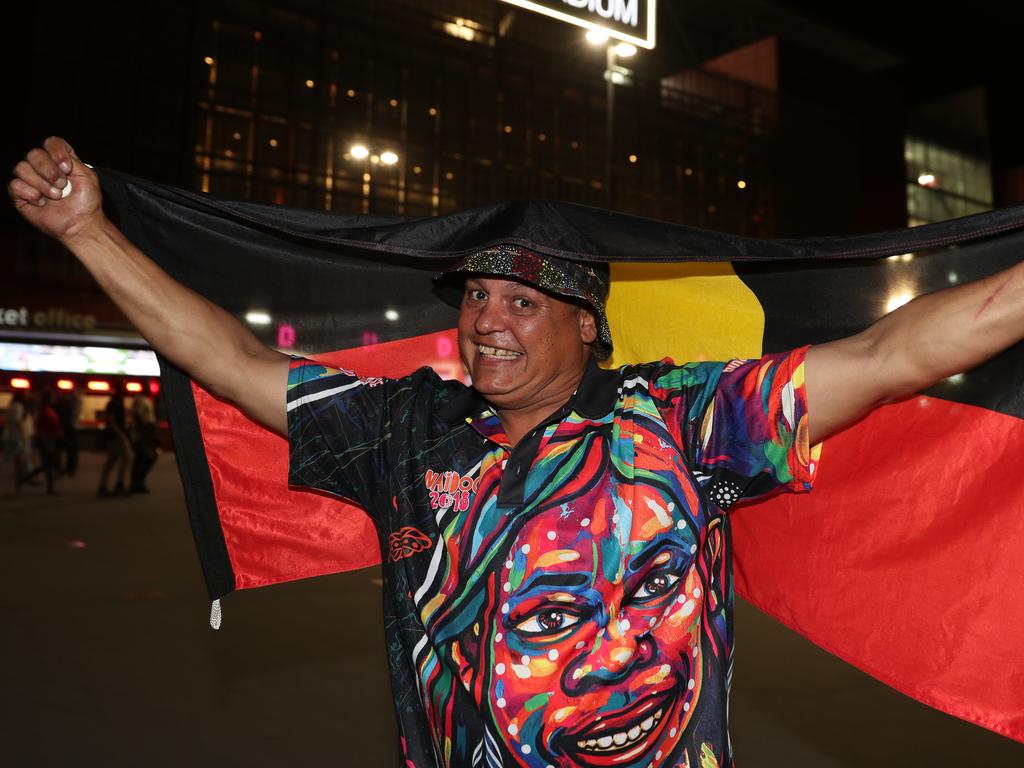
[577,307,598,345]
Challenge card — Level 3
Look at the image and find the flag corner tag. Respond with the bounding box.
[209,598,222,630]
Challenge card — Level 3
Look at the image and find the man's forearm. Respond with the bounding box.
[868,259,1024,397]
[9,138,289,435]
[806,259,1024,443]
[65,217,284,408]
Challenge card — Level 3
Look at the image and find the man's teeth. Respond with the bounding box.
[478,345,521,358]
[575,708,663,752]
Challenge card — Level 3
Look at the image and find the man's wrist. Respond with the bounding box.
[60,214,117,252]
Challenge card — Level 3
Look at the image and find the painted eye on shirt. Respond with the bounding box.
[514,608,582,636]
[631,571,681,604]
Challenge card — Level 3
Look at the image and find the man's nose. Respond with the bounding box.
[474,299,506,334]
[562,620,655,696]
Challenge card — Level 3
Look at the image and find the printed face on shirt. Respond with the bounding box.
[457,277,597,413]
[479,489,706,767]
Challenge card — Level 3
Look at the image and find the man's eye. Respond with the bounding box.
[466,289,487,302]
[513,297,533,309]
[514,608,581,635]
[631,572,681,602]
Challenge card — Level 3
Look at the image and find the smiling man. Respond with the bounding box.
[288,246,814,767]
[11,138,1024,768]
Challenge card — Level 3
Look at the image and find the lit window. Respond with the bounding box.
[57,379,74,391]
[126,382,144,393]
[444,19,477,42]
[245,311,272,326]
[87,381,111,392]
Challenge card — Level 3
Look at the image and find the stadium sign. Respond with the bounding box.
[498,0,656,49]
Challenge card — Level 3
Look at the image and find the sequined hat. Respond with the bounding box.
[434,244,613,352]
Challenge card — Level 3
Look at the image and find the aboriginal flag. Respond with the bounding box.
[99,169,1024,744]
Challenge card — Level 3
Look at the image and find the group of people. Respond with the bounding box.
[96,393,161,497]
[2,389,77,495]
[1,390,160,497]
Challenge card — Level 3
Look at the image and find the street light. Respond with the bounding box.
[585,28,609,45]
[347,144,401,213]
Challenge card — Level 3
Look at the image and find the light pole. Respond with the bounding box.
[606,43,615,208]
[348,144,399,214]
[588,31,637,209]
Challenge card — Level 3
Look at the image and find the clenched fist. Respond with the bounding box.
[8,136,105,244]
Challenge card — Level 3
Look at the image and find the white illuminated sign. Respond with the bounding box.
[0,342,160,376]
[499,0,656,49]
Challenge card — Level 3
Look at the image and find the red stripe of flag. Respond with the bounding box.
[732,395,1024,742]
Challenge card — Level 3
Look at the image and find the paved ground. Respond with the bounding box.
[1,452,1020,767]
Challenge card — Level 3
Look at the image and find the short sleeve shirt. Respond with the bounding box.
[287,348,816,768]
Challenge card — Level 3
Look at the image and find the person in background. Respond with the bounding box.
[129,396,160,494]
[54,389,81,477]
[20,394,39,484]
[20,390,63,495]
[98,394,132,497]
[2,392,31,495]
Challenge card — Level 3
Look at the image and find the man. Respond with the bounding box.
[10,137,1024,767]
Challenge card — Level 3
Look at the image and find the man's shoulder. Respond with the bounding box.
[616,357,729,385]
[286,358,468,416]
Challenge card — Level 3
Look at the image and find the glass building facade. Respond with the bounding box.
[189,0,777,234]
[905,137,993,226]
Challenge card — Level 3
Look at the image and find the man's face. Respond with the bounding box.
[458,277,597,411]
[480,492,706,767]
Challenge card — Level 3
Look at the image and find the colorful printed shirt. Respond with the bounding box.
[287,348,816,768]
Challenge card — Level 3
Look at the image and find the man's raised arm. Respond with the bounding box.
[8,137,289,435]
[805,258,1024,444]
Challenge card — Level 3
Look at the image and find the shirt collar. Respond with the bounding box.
[436,357,620,428]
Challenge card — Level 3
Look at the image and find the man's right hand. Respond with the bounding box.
[8,136,104,244]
